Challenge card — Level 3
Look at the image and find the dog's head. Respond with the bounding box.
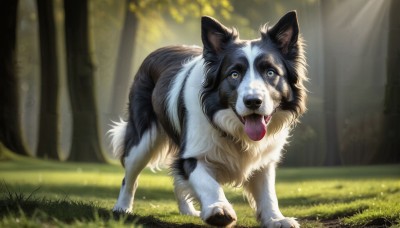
[200,11,307,141]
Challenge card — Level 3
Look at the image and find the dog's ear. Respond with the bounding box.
[263,11,299,54]
[201,16,236,54]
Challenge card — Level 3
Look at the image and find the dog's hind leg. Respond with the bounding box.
[112,123,162,213]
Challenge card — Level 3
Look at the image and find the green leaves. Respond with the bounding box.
[128,0,233,22]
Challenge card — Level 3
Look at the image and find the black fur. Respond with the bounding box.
[200,16,244,127]
[173,158,198,179]
[260,11,307,118]
[122,46,202,165]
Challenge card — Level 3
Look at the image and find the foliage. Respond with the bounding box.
[131,0,234,56]
[0,158,399,227]
[130,0,233,22]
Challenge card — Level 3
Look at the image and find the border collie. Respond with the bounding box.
[110,11,307,228]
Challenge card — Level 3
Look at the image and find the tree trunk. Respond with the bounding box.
[378,0,400,163]
[64,0,106,162]
[109,0,139,116]
[321,1,342,166]
[0,0,29,156]
[36,0,60,160]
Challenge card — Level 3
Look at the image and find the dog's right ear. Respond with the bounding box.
[201,16,236,54]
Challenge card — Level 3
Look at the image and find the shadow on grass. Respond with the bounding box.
[0,182,177,202]
[0,189,203,228]
[0,181,206,227]
[0,159,124,173]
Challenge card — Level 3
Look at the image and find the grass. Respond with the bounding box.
[0,154,399,227]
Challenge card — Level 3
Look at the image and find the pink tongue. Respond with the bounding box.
[244,115,267,141]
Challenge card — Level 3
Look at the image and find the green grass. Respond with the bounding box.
[0,154,399,227]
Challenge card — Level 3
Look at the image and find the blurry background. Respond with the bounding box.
[1,0,399,166]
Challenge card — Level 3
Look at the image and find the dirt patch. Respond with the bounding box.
[321,219,348,228]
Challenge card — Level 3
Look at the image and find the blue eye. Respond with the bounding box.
[230,71,240,79]
[266,69,277,77]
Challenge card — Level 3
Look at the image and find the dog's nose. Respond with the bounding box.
[243,95,263,110]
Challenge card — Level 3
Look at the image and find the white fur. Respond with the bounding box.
[174,178,200,216]
[167,56,202,134]
[188,161,237,226]
[108,119,173,171]
[236,44,275,117]
[113,123,168,212]
[241,42,261,73]
[108,118,127,158]
[181,58,218,159]
[245,163,299,228]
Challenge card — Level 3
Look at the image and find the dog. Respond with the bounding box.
[109,11,307,228]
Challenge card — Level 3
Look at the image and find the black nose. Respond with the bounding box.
[243,95,263,110]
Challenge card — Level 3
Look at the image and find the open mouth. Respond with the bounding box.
[241,114,272,141]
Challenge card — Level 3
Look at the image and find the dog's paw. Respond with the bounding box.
[202,202,237,227]
[112,204,132,214]
[187,210,201,217]
[180,207,200,217]
[262,217,300,228]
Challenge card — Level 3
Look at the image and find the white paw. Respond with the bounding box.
[179,204,200,217]
[263,217,300,228]
[112,204,132,213]
[201,202,237,227]
[181,209,201,217]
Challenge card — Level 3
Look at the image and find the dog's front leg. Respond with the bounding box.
[245,162,299,228]
[187,160,237,227]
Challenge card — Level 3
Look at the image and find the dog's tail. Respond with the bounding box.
[108,118,127,160]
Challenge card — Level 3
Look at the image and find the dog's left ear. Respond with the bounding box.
[263,11,299,54]
[201,16,237,54]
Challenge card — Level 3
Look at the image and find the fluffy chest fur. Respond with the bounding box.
[194,110,290,185]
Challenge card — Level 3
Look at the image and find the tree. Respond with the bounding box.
[321,1,341,166]
[64,0,106,162]
[0,0,30,156]
[109,0,139,116]
[379,0,400,163]
[36,0,60,160]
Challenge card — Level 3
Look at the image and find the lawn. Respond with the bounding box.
[0,154,399,227]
